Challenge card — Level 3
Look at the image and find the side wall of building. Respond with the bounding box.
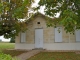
[15,15,80,50]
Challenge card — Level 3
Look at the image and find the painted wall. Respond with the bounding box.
[15,43,80,50]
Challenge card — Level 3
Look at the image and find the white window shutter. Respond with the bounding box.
[55,27,62,42]
[76,30,80,42]
[21,32,26,43]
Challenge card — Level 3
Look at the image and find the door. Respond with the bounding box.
[21,32,26,43]
[55,27,62,42]
[35,29,43,48]
[76,30,80,42]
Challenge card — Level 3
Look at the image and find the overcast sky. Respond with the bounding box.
[32,0,45,14]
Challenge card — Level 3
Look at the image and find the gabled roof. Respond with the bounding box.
[26,12,52,23]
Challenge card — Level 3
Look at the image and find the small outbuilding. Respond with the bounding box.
[15,13,80,50]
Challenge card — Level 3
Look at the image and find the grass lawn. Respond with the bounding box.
[28,52,80,60]
[0,42,15,51]
[0,42,27,57]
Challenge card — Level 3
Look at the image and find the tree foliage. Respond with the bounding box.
[0,53,18,60]
[38,0,80,33]
[0,0,34,38]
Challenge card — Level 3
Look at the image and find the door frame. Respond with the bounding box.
[35,28,43,48]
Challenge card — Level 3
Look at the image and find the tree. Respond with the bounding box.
[0,0,34,38]
[37,0,80,34]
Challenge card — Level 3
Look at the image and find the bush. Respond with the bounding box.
[10,37,15,43]
[0,53,19,60]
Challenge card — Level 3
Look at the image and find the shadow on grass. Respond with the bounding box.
[2,50,28,57]
[28,52,80,60]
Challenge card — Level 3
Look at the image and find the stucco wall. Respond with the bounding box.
[26,16,47,44]
[15,33,20,43]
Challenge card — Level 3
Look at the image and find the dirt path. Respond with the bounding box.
[15,50,42,60]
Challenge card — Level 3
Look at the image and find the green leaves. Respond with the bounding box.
[0,53,19,60]
[60,9,79,33]
[0,0,34,38]
[0,3,3,14]
[38,0,80,34]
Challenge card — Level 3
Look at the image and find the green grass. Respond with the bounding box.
[0,42,27,57]
[0,42,15,51]
[28,52,80,60]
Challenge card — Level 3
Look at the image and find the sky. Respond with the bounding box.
[0,36,10,42]
[32,0,45,14]
[32,0,40,7]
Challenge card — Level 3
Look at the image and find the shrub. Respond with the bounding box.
[10,37,15,43]
[0,53,19,60]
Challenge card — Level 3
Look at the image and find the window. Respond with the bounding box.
[55,27,62,42]
[76,30,80,42]
[37,22,40,24]
[20,32,26,43]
